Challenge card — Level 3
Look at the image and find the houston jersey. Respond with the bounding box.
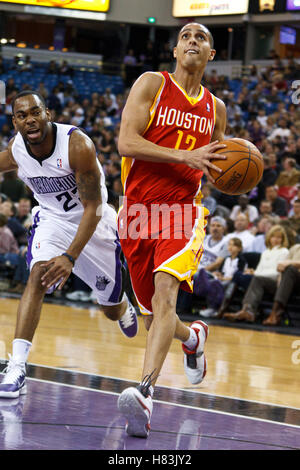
[12,123,108,223]
[121,71,217,205]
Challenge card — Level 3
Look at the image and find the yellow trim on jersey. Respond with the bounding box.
[169,74,204,106]
[212,94,217,123]
[143,72,166,135]
[194,181,203,207]
[121,156,134,191]
[153,206,209,292]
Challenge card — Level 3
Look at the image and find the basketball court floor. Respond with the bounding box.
[0,296,299,450]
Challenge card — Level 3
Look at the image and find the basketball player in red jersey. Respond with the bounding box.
[117,23,227,437]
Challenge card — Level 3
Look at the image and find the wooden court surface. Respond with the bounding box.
[0,297,299,410]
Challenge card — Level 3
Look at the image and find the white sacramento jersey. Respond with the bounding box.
[198,234,229,268]
[12,123,108,223]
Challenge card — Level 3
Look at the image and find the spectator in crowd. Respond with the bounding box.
[105,161,121,194]
[177,216,229,315]
[249,215,277,253]
[201,183,217,215]
[20,56,33,72]
[0,213,29,293]
[0,213,19,259]
[268,152,280,175]
[288,199,300,237]
[258,199,275,217]
[268,118,291,142]
[0,199,28,246]
[247,119,265,149]
[0,53,300,318]
[256,156,278,201]
[198,237,247,318]
[47,87,63,114]
[226,99,242,123]
[140,40,156,72]
[98,129,117,157]
[0,171,27,203]
[197,216,229,273]
[6,78,19,97]
[37,82,49,100]
[229,194,259,224]
[223,225,289,323]
[262,244,300,326]
[158,42,173,72]
[58,60,73,76]
[275,158,300,188]
[265,185,288,217]
[289,184,300,215]
[47,60,58,74]
[15,198,32,229]
[227,213,255,252]
[256,108,268,128]
[104,88,117,108]
[123,49,137,66]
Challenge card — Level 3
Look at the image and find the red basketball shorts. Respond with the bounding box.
[118,200,208,315]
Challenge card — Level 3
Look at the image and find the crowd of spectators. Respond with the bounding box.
[0,52,300,328]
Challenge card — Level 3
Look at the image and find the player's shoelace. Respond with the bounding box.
[119,305,135,329]
[2,354,25,385]
[137,369,159,398]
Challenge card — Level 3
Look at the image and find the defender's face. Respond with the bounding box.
[174,23,215,67]
[13,95,51,145]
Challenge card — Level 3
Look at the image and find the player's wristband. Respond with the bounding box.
[61,252,75,266]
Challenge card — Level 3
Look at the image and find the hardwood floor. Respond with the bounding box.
[0,297,299,409]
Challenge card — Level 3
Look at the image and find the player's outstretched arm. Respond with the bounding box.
[118,72,227,181]
[41,130,102,290]
[0,139,18,173]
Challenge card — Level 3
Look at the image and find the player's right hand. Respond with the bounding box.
[188,141,227,183]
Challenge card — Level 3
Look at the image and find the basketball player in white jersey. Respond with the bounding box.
[0,91,138,398]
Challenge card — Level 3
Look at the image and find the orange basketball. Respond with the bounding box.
[209,138,264,196]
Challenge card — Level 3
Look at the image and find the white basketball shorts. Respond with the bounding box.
[26,205,124,306]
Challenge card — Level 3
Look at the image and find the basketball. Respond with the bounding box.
[209,138,264,195]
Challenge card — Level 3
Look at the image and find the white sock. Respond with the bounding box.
[12,339,32,364]
[120,294,131,318]
[148,385,154,398]
[183,327,198,351]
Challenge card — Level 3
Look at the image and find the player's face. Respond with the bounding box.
[13,95,52,146]
[174,24,215,68]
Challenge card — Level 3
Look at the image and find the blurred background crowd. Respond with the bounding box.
[0,50,300,328]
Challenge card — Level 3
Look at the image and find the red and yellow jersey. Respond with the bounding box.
[121,71,217,205]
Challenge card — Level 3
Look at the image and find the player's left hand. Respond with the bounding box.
[40,255,73,290]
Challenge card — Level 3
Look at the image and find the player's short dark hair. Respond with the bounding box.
[12,90,47,115]
[177,23,214,49]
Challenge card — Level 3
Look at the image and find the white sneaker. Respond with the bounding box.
[0,355,27,398]
[182,321,208,385]
[200,308,218,318]
[65,290,90,301]
[118,386,153,438]
[118,301,138,338]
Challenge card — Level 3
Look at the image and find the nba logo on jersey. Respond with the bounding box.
[95,275,110,291]
[206,103,210,112]
[35,242,40,249]
[57,158,63,168]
